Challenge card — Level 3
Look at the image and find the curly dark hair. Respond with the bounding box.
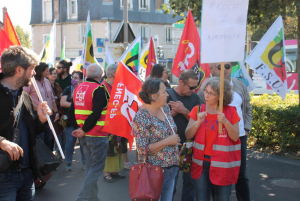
[200,77,233,106]
[139,78,164,104]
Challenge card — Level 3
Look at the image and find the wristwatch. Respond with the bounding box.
[244,129,251,135]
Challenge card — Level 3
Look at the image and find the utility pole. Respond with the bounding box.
[123,0,128,49]
[60,0,63,52]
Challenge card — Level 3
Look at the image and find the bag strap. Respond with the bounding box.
[166,88,178,102]
[13,92,25,129]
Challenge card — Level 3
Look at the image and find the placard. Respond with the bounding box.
[201,0,249,63]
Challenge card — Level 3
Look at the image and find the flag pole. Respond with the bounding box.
[160,107,176,135]
[31,77,65,159]
[218,62,224,134]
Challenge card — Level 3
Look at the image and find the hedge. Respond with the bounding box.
[250,92,300,152]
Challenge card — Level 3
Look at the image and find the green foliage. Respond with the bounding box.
[15,25,31,49]
[250,93,300,152]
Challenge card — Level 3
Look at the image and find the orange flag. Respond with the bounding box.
[4,12,21,46]
[0,29,14,54]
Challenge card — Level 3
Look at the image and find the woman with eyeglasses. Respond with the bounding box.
[185,77,241,201]
[61,71,86,171]
[23,62,59,150]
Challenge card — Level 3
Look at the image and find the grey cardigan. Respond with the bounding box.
[197,78,252,130]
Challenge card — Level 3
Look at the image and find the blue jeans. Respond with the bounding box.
[181,171,195,201]
[65,126,85,165]
[194,159,231,201]
[159,166,179,201]
[235,135,250,201]
[76,136,108,201]
[0,169,35,201]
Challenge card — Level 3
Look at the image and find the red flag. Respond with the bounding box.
[171,10,210,90]
[103,61,143,150]
[0,29,14,55]
[4,12,21,46]
[146,37,156,77]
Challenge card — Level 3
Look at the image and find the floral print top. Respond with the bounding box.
[132,104,180,167]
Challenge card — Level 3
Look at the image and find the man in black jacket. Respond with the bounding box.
[0,46,51,201]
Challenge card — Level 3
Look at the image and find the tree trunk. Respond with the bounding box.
[297,14,300,106]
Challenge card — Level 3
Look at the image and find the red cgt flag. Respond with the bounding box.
[145,37,156,77]
[171,10,210,91]
[0,29,14,55]
[103,61,143,150]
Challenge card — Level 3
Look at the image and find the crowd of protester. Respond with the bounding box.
[0,46,252,201]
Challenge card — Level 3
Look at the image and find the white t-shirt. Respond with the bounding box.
[229,80,245,136]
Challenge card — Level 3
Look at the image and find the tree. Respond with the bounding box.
[162,0,300,105]
[15,25,31,49]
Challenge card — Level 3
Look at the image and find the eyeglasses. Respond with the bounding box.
[56,66,64,69]
[204,90,217,97]
[182,80,197,90]
[216,64,232,70]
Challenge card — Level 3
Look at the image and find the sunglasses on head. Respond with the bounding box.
[217,64,231,70]
[182,80,197,90]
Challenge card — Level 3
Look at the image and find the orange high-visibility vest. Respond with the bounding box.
[191,105,241,186]
[73,81,108,137]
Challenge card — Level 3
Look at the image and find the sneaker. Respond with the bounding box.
[124,162,132,169]
[66,163,73,171]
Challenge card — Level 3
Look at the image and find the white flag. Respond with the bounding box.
[40,20,56,66]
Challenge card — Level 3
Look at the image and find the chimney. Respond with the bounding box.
[3,7,7,22]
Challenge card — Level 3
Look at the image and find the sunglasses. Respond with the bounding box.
[182,80,197,90]
[217,64,231,70]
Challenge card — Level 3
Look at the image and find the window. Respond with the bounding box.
[138,25,152,44]
[42,0,52,22]
[67,0,78,19]
[165,27,172,43]
[78,24,86,43]
[43,34,49,45]
[139,0,150,10]
[120,0,133,9]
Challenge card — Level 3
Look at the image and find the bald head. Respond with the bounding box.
[86,64,103,79]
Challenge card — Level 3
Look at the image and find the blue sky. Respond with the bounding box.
[0,0,32,34]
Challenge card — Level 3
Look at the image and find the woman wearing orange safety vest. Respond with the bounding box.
[186,77,241,201]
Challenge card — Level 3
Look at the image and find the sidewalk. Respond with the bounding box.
[35,147,300,201]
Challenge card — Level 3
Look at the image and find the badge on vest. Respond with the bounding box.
[75,85,89,106]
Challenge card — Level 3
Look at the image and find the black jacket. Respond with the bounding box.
[0,73,46,179]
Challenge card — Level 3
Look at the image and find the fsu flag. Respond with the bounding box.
[172,10,210,90]
[119,36,141,76]
[4,12,20,46]
[245,16,287,99]
[103,61,143,150]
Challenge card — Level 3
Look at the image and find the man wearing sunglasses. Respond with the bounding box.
[198,62,252,201]
[167,70,202,201]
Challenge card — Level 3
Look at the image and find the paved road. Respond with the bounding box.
[35,146,300,201]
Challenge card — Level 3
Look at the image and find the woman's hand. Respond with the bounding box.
[194,112,207,127]
[167,134,182,146]
[217,112,229,124]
